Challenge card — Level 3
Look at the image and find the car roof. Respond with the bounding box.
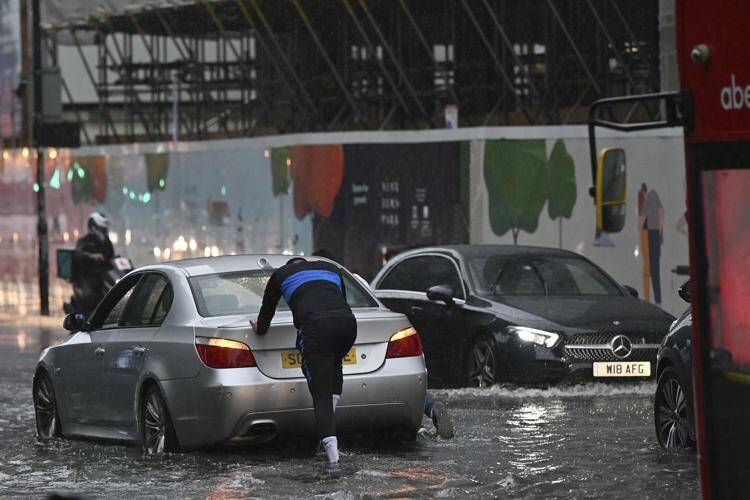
[392,244,583,261]
[137,254,329,277]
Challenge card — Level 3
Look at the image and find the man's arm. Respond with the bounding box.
[254,272,282,336]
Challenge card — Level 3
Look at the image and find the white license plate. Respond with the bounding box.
[593,361,651,377]
[281,348,357,369]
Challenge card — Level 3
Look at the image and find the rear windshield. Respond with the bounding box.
[189,268,378,317]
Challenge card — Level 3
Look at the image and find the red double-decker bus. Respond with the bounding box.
[678,1,750,497]
[589,1,750,497]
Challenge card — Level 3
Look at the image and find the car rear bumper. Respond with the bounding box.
[161,356,427,449]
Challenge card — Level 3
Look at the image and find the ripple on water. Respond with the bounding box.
[0,359,698,499]
[435,381,656,401]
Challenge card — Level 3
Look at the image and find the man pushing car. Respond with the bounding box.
[250,257,356,470]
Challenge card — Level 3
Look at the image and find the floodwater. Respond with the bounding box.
[0,324,699,498]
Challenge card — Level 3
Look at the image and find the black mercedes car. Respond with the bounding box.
[371,245,675,387]
[654,281,695,449]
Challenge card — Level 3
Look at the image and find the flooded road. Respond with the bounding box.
[0,323,699,498]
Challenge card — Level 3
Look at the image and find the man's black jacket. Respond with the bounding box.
[256,260,351,336]
[74,233,114,277]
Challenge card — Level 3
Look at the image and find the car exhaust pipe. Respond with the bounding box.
[229,419,278,445]
[246,421,277,440]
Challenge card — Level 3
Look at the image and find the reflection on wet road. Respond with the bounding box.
[0,323,699,498]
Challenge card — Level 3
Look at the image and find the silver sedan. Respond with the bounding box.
[33,255,427,454]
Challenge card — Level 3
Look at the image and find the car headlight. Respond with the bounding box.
[506,326,560,348]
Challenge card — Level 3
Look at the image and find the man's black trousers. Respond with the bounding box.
[296,311,357,439]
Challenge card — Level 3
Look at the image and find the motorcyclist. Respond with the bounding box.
[72,212,115,312]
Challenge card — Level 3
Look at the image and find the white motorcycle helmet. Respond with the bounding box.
[87,212,109,241]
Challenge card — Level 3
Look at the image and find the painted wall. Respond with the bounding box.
[469,129,688,315]
[0,126,688,316]
[0,144,312,315]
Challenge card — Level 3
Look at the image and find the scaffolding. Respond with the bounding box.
[45,0,661,144]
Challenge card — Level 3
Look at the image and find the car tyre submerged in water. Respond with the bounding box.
[466,335,498,388]
[654,367,694,449]
[141,385,179,455]
[33,371,61,440]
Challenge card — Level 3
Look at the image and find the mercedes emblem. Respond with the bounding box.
[610,335,632,359]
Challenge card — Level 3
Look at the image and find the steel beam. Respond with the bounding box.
[608,0,657,88]
[480,0,552,123]
[234,0,311,126]
[397,0,460,105]
[69,28,120,141]
[356,0,427,117]
[583,0,638,90]
[43,35,92,145]
[154,8,200,136]
[291,0,362,124]
[546,0,602,96]
[584,0,654,122]
[201,0,281,133]
[247,0,318,118]
[155,7,240,137]
[339,0,411,117]
[93,16,156,140]
[459,0,534,124]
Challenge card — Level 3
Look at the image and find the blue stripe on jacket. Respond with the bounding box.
[281,269,342,304]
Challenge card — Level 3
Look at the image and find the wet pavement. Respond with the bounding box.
[0,323,699,498]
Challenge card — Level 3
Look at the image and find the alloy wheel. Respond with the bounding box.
[34,375,58,439]
[469,340,496,388]
[656,377,690,448]
[143,391,167,455]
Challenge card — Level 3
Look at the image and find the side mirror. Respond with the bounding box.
[623,285,639,298]
[596,148,627,233]
[678,280,691,303]
[63,313,86,333]
[427,285,454,306]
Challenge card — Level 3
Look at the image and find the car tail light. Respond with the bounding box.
[195,336,257,368]
[385,327,423,359]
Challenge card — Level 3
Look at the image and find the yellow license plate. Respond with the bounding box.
[593,361,651,377]
[281,348,357,369]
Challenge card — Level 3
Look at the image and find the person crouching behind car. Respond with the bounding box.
[250,257,357,469]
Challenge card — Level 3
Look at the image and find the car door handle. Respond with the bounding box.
[133,346,147,356]
[409,306,424,316]
[94,346,105,357]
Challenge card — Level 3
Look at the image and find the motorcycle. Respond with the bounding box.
[57,248,133,315]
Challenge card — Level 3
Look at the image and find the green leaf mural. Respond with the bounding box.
[145,153,169,192]
[484,139,548,244]
[270,147,292,196]
[69,155,107,205]
[546,139,577,220]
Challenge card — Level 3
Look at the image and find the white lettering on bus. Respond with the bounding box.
[721,74,750,110]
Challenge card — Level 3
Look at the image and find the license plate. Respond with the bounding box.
[281,348,357,369]
[113,257,132,271]
[593,361,651,377]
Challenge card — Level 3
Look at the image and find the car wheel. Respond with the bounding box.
[33,370,61,440]
[466,335,498,388]
[654,367,694,449]
[141,385,179,455]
